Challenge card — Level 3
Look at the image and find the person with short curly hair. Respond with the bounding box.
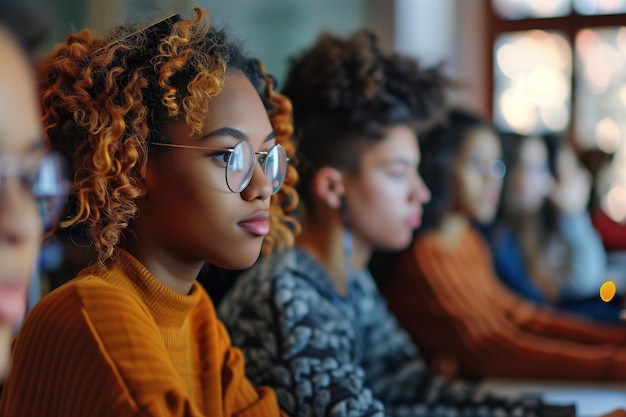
[217,31,544,417]
[0,8,296,417]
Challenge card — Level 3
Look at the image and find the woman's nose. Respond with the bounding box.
[0,178,42,247]
[241,161,272,201]
[412,174,431,204]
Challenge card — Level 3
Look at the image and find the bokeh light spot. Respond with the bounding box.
[600,280,617,302]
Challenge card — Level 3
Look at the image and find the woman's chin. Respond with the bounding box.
[219,252,261,271]
[377,235,413,253]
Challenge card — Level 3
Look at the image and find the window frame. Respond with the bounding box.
[485,2,626,138]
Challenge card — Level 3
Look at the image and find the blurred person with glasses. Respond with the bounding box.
[375,108,626,384]
[481,133,620,323]
[0,8,296,417]
[0,0,68,382]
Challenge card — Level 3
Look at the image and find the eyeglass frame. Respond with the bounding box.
[466,156,507,181]
[150,140,289,194]
[0,151,70,230]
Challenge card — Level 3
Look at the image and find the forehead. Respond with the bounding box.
[520,137,547,162]
[201,73,272,140]
[0,29,42,154]
[459,127,501,157]
[361,124,419,162]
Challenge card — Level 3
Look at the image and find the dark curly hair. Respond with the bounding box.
[38,8,298,266]
[282,30,449,209]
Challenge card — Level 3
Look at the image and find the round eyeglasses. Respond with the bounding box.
[467,157,507,181]
[0,151,70,231]
[151,140,288,194]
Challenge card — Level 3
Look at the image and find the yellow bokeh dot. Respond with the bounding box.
[600,280,617,302]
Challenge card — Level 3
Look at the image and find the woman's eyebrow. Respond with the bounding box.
[199,128,276,143]
[199,127,247,141]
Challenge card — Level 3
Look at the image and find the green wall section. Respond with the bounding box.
[40,0,391,86]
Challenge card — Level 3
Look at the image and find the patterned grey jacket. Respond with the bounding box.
[217,248,559,417]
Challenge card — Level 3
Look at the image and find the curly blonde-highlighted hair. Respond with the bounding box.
[38,8,299,266]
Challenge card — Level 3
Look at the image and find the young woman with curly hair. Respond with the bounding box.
[0,0,67,382]
[0,8,297,417]
[217,31,575,417]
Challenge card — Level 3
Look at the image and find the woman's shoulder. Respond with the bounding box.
[218,248,340,325]
[223,249,323,299]
[23,268,152,340]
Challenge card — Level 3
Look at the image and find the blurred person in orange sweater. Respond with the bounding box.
[375,108,626,382]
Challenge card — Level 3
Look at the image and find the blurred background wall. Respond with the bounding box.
[35,0,626,294]
[40,0,488,115]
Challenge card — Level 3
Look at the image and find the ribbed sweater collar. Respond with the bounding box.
[100,249,202,330]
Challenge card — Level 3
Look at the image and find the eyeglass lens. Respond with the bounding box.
[226,141,256,193]
[33,153,70,230]
[0,152,70,231]
[226,141,287,194]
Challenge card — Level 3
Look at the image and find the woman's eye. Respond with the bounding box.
[387,170,407,179]
[210,151,230,165]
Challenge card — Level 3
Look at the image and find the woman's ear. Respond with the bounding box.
[136,177,148,199]
[312,167,345,210]
[136,159,154,199]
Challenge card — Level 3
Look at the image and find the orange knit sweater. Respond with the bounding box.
[381,223,626,381]
[0,249,284,417]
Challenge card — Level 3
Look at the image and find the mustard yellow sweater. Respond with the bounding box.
[0,249,283,417]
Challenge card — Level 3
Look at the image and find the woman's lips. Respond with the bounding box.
[0,284,26,324]
[407,212,423,229]
[238,212,270,237]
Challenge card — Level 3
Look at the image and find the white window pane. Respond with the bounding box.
[573,0,626,15]
[493,30,572,134]
[492,0,570,19]
[575,27,626,222]
[575,27,626,150]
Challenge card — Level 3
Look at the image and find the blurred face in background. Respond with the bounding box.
[0,28,44,380]
[507,137,554,214]
[344,124,431,251]
[452,127,505,224]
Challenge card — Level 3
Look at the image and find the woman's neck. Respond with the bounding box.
[437,212,470,246]
[297,213,371,297]
[124,238,203,295]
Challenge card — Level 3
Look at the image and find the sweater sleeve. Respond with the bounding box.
[0,280,206,417]
[218,269,386,417]
[557,212,608,299]
[191,292,286,417]
[383,228,626,381]
[484,228,547,304]
[357,272,476,416]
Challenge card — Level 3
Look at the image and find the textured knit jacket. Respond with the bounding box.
[0,249,283,417]
[217,248,571,417]
[381,223,626,381]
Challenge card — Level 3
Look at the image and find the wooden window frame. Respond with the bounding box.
[484,2,625,137]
